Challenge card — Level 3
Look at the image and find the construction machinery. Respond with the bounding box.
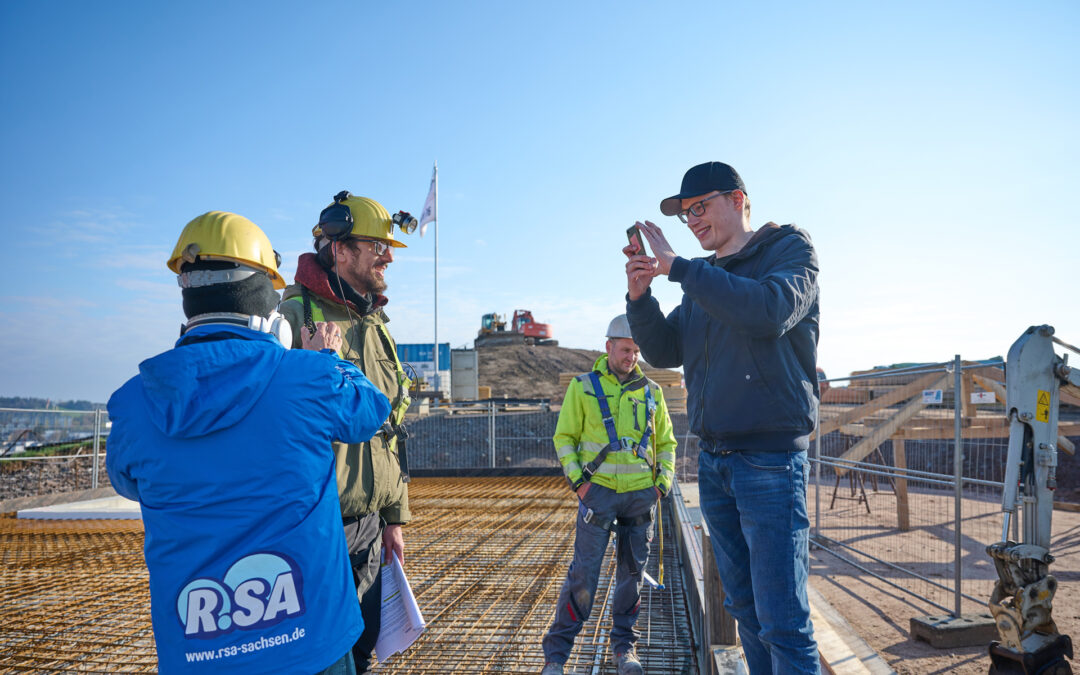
[988,325,1080,674]
[475,309,557,348]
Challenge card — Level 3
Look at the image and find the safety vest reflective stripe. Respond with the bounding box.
[557,444,579,461]
[282,296,325,322]
[574,443,654,474]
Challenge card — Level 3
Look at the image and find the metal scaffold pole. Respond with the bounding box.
[91,408,102,489]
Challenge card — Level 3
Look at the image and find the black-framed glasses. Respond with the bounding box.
[349,237,390,256]
[676,191,733,223]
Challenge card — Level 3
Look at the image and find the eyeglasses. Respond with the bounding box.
[676,191,733,223]
[349,237,390,256]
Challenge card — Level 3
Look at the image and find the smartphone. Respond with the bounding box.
[626,226,647,255]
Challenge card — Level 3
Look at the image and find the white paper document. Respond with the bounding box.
[375,556,426,661]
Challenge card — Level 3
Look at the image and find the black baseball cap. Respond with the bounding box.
[659,162,747,216]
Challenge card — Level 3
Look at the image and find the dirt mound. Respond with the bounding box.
[477,344,603,400]
[476,344,681,402]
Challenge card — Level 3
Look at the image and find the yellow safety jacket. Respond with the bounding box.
[280,281,411,524]
[555,355,677,495]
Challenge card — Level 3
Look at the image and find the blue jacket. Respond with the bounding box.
[627,223,819,452]
[106,324,391,674]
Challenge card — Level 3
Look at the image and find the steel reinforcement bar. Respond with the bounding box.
[0,476,697,674]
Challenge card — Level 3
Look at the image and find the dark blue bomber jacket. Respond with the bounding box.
[626,223,820,453]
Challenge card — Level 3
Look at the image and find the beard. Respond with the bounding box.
[350,264,387,295]
[609,360,632,380]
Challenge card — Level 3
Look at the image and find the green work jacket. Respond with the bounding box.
[555,355,677,495]
[280,283,411,524]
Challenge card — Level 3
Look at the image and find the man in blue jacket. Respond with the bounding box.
[107,211,390,675]
[624,162,820,674]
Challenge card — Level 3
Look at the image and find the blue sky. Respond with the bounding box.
[1,1,1076,402]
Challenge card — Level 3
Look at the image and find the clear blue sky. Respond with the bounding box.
[1,1,1076,402]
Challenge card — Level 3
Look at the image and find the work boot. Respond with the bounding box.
[540,662,564,675]
[615,647,644,675]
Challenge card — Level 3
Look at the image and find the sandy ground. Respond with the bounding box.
[807,485,1080,674]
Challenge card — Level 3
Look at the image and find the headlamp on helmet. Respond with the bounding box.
[312,191,411,248]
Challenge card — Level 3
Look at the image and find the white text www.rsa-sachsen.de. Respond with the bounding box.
[184,626,306,663]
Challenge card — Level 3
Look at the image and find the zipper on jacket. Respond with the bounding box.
[699,315,710,425]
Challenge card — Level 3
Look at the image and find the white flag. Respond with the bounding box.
[418,165,436,237]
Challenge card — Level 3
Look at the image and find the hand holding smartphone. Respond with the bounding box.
[626,225,647,256]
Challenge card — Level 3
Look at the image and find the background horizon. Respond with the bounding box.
[2,1,1076,403]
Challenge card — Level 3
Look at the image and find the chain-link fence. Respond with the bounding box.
[8,361,1073,626]
[0,408,110,502]
[808,356,1048,617]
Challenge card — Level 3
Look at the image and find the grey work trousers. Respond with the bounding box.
[342,513,383,674]
[542,484,657,663]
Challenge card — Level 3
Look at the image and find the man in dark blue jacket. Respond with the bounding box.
[624,162,820,674]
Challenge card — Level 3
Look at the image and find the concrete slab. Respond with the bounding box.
[910,613,998,649]
[713,645,749,674]
[17,495,141,520]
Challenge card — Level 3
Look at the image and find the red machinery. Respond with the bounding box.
[475,310,558,347]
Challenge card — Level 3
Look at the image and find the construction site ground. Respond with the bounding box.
[802,484,1080,675]
[7,480,1080,673]
[0,477,697,674]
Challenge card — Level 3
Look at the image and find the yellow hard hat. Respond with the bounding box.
[312,191,408,248]
[167,211,286,289]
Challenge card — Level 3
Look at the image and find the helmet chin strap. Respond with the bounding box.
[184,311,292,349]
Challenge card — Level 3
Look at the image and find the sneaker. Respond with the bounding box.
[541,662,564,675]
[615,648,643,675]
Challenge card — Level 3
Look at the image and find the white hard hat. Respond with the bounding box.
[606,314,632,339]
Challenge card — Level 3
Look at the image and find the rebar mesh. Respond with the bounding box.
[0,476,697,674]
[0,517,154,672]
[382,476,696,674]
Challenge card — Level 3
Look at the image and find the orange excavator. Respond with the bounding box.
[475,309,558,347]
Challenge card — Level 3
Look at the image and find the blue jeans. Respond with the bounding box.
[313,651,356,675]
[699,449,818,674]
[542,485,656,663]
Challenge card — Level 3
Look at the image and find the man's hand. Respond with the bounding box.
[301,321,342,353]
[623,246,656,301]
[635,220,677,275]
[654,487,663,500]
[576,483,591,500]
[383,524,404,564]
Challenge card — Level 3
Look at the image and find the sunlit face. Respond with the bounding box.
[606,337,640,379]
[683,189,744,254]
[335,238,394,295]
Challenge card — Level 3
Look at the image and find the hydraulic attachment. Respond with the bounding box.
[988,325,1080,675]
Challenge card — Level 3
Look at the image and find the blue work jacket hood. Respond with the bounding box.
[138,325,284,439]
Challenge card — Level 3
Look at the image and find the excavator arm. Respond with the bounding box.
[988,325,1080,675]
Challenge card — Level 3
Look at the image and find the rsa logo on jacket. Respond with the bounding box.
[176,552,306,639]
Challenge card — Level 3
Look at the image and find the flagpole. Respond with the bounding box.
[432,160,439,400]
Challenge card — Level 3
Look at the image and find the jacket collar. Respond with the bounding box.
[294,253,388,316]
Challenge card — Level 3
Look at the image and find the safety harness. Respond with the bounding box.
[578,372,656,481]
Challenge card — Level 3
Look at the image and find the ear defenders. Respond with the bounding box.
[248,310,293,349]
[317,190,356,242]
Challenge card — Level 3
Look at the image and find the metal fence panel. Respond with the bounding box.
[0,408,110,501]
